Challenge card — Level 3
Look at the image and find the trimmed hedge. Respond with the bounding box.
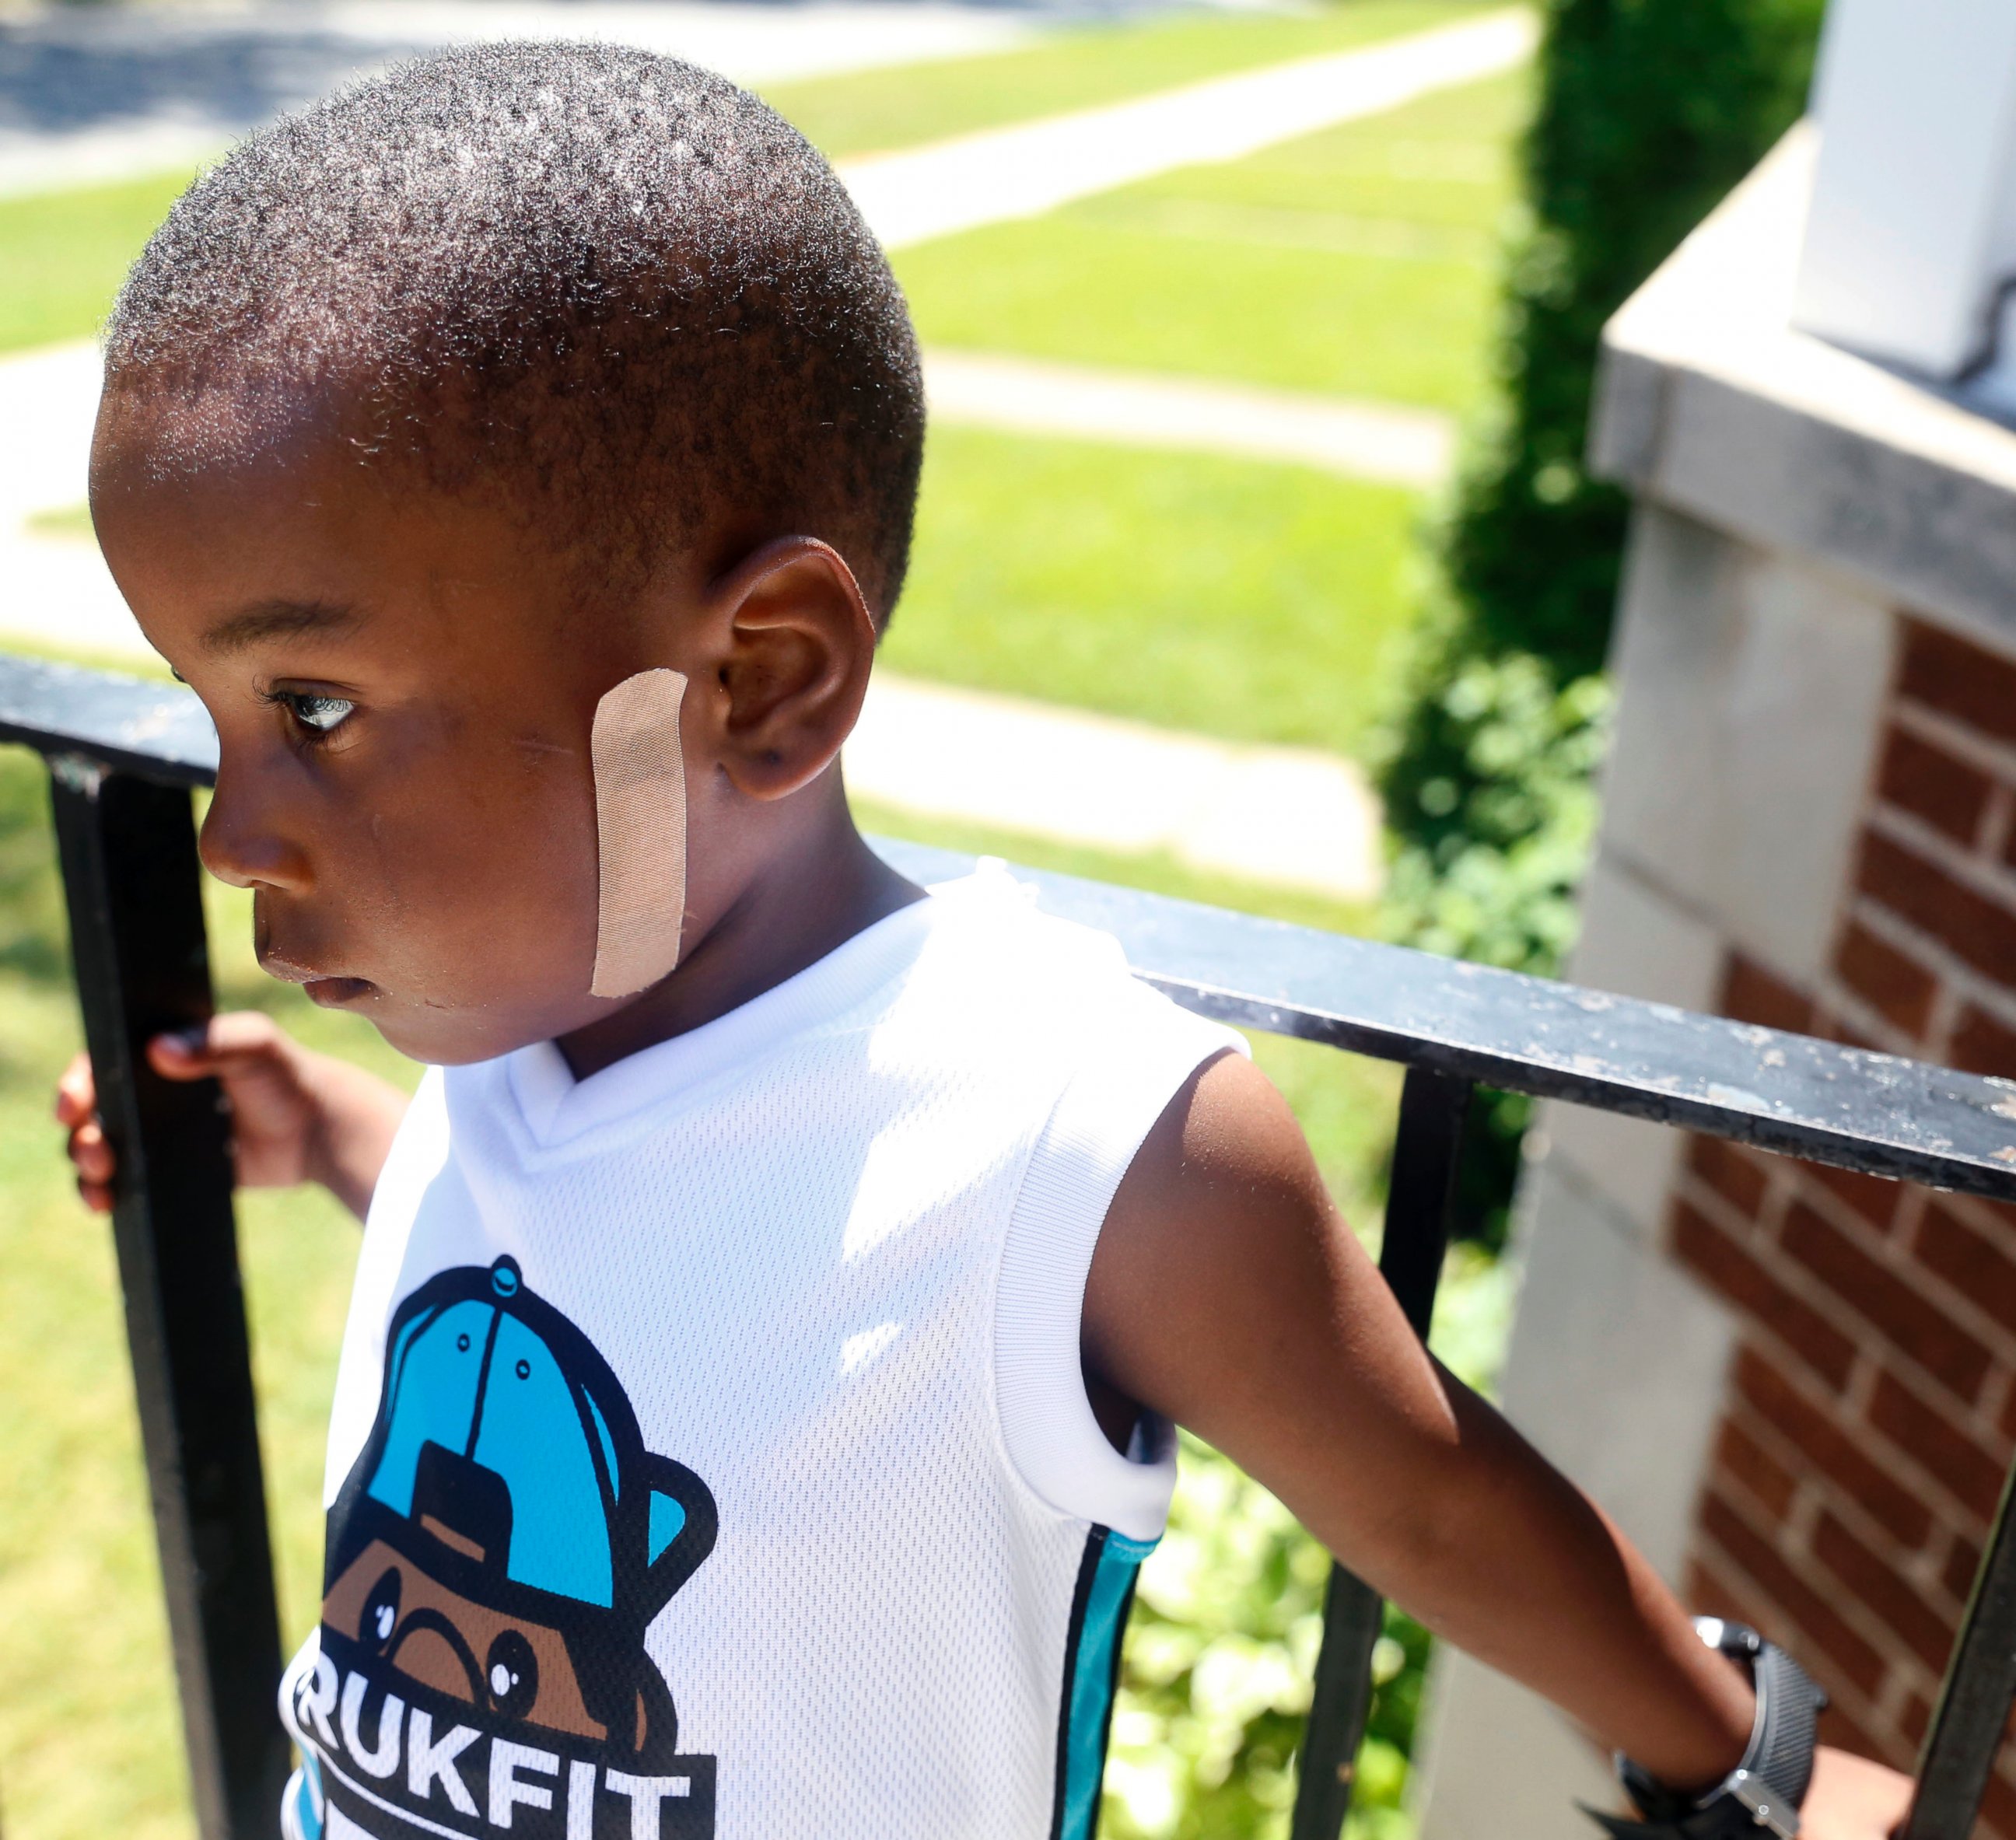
[1378,0,1827,1247]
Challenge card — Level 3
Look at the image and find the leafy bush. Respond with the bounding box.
[1100,1449,1430,1840]
[1444,0,1828,684]
[1378,0,1828,1247]
[1104,1249,1515,1839]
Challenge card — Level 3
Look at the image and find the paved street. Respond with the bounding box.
[0,0,1055,194]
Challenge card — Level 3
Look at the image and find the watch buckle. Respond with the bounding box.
[1727,1769,1799,1838]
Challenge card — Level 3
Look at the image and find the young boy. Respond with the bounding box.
[57,41,1910,1840]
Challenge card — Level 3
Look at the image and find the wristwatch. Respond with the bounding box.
[1584,1618,1828,1839]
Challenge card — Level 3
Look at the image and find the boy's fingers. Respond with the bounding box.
[54,1051,96,1125]
[76,1175,114,1213]
[147,1011,284,1078]
[147,1031,212,1078]
[69,1120,114,1183]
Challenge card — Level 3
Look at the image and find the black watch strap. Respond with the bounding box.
[1582,1619,1827,1839]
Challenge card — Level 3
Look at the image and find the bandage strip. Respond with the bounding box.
[590,669,688,999]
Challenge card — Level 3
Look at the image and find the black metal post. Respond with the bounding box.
[48,757,288,1840]
[1904,1453,2016,1839]
[1290,1069,1473,1840]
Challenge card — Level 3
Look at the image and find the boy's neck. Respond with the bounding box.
[555,807,922,1081]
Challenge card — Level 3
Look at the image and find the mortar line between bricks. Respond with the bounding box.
[1701,1459,1951,1716]
[1771,1170,2016,1378]
[1843,1345,1880,1421]
[1677,1174,1997,1411]
[1862,1354,2007,1533]
[1896,696,2016,786]
[1696,1505,1899,1717]
[1720,1478,1958,1699]
[1889,1209,2016,1379]
[1692,1544,1901,1754]
[1701,1539,1887,1741]
[1867,791,2016,906]
[1816,977,1930,1062]
[1723,1389,1941,1569]
[1844,894,2016,1043]
[1982,780,2016,862]
[1918,978,1968,1068]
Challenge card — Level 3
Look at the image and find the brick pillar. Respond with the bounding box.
[1673,615,2016,1824]
[1419,129,2016,1840]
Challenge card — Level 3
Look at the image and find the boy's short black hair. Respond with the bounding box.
[103,41,926,618]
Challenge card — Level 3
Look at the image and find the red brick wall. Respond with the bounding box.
[1667,615,2016,1822]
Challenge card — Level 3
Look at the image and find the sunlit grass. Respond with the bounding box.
[761,0,1501,157]
[0,169,197,355]
[25,503,93,541]
[894,71,1529,411]
[886,426,1424,758]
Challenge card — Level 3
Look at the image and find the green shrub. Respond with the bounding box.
[1101,1449,1431,1840]
[1104,1249,1514,1839]
[1444,0,1827,684]
[1378,0,1828,1247]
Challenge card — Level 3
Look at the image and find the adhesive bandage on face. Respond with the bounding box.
[589,668,689,999]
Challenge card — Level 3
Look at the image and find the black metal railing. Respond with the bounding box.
[9,649,2016,1840]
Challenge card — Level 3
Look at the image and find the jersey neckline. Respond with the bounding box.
[504,883,949,1146]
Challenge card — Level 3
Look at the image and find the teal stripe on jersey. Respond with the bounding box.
[1058,1527,1157,1840]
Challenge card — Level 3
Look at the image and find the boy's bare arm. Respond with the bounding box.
[1083,1051,1912,1835]
[56,1013,407,1222]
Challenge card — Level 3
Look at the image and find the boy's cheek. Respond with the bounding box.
[329,782,603,1056]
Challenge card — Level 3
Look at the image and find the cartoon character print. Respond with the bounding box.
[285,1258,717,1840]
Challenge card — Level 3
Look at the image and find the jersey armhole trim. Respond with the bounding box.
[995,985,1246,1542]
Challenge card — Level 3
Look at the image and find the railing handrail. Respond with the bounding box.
[12,649,2014,1204]
[14,647,2016,1840]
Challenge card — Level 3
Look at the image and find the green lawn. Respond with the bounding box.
[0,170,197,355]
[884,427,1422,757]
[762,0,1500,156]
[26,504,93,541]
[896,70,1527,412]
[0,8,1516,362]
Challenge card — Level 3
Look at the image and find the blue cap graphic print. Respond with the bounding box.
[283,1259,718,1840]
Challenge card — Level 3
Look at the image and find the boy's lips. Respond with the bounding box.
[257,947,377,1006]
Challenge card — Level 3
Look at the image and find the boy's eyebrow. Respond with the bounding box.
[201,599,363,656]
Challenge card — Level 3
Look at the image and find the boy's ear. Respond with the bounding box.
[704,537,877,801]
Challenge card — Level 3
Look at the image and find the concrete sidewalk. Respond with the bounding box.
[851,675,1381,899]
[849,8,1535,249]
[926,350,1454,487]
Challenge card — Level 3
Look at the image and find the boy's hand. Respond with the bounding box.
[54,1012,409,1221]
[1801,1745,1913,1838]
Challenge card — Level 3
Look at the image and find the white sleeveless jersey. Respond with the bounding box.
[278,866,1244,1840]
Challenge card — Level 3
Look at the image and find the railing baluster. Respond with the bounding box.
[1290,1068,1472,1840]
[48,759,288,1840]
[1905,1454,2016,1838]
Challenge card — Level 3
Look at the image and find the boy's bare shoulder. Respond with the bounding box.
[1082,1050,1364,1431]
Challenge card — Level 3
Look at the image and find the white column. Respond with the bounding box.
[1792,0,2016,378]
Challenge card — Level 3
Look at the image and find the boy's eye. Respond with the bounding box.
[278,691,356,735]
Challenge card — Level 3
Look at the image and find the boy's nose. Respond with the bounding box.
[198,776,313,893]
